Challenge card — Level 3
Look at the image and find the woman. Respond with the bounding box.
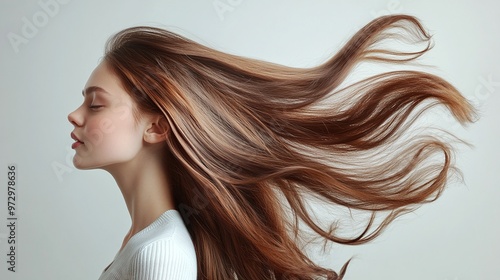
[68,14,475,280]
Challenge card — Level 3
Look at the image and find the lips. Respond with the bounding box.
[71,132,84,149]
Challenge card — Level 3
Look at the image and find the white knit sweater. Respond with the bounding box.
[98,210,197,280]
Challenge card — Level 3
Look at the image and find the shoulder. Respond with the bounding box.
[129,211,197,279]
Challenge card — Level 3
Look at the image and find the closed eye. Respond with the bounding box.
[89,105,104,110]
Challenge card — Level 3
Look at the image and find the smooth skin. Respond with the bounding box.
[67,61,175,253]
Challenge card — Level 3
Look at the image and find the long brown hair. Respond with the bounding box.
[103,14,475,279]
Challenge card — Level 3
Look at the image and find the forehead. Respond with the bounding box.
[83,61,129,100]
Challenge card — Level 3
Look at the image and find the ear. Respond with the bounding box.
[143,115,170,144]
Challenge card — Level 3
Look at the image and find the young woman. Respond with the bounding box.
[68,14,475,280]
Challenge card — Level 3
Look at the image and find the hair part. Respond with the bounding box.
[103,14,475,279]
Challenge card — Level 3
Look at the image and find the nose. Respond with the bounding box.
[68,107,83,127]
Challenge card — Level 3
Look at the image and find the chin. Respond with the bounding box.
[72,157,98,170]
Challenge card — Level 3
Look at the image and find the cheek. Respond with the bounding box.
[84,115,142,154]
[83,117,116,148]
[108,122,143,151]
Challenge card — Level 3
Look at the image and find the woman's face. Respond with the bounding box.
[68,61,148,170]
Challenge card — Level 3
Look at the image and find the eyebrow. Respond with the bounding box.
[82,86,110,97]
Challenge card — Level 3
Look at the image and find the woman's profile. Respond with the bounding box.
[68,14,475,280]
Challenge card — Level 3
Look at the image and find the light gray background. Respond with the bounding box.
[1,1,498,279]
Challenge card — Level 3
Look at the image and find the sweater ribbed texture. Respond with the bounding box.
[98,210,197,280]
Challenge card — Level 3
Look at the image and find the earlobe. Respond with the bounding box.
[144,116,170,144]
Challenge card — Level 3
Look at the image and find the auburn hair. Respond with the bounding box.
[103,15,475,279]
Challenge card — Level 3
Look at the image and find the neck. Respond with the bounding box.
[105,149,175,240]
